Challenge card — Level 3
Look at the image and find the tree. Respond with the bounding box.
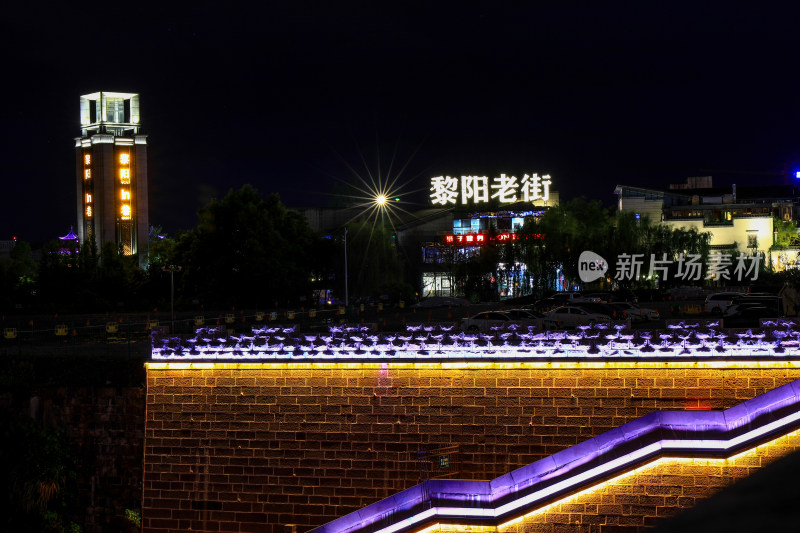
[517,202,713,293]
[0,413,80,532]
[0,241,37,311]
[94,241,143,309]
[169,185,316,308]
[345,219,404,298]
[36,241,82,312]
[519,198,613,293]
[772,217,799,249]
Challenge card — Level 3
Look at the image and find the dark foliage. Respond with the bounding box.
[0,412,80,532]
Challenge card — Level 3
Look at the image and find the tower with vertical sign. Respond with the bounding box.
[75,91,149,266]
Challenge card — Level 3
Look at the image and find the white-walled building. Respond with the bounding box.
[615,177,799,266]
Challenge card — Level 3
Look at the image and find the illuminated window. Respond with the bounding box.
[120,168,130,184]
[121,189,131,200]
[84,154,91,165]
[121,204,131,219]
[85,193,92,203]
[119,153,130,165]
[84,169,91,180]
[86,205,92,217]
[107,97,125,122]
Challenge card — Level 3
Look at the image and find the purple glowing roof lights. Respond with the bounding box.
[152,319,800,362]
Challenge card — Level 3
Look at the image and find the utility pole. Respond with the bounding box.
[162,265,182,333]
[344,227,349,307]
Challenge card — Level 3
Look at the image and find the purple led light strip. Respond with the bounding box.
[310,378,800,533]
[152,320,800,361]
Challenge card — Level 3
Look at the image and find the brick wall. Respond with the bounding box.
[3,385,146,533]
[143,362,800,532]
[431,428,800,532]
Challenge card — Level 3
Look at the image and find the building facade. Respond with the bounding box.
[615,176,800,269]
[405,202,555,299]
[75,92,149,267]
[418,173,560,298]
[296,178,559,299]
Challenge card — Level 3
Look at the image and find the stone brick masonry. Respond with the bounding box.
[143,362,800,532]
[422,427,800,532]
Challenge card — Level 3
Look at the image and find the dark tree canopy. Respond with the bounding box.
[519,199,713,294]
[171,185,316,308]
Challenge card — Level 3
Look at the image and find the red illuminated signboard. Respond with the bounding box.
[443,233,543,245]
[445,234,487,244]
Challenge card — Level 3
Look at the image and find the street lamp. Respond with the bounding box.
[343,228,349,307]
[162,265,182,333]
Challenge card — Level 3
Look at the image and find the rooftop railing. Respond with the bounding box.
[150,319,800,362]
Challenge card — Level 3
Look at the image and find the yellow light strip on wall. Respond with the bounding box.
[416,525,497,533]
[145,360,800,371]
[493,427,800,531]
[415,525,444,533]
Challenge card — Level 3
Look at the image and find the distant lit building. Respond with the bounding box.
[58,227,80,255]
[75,91,149,267]
[412,174,559,298]
[406,202,556,298]
[615,176,800,270]
[297,175,561,300]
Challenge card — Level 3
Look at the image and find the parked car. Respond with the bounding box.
[704,292,746,315]
[667,286,706,299]
[612,302,660,322]
[551,292,602,304]
[412,296,470,308]
[724,302,766,317]
[722,307,777,328]
[565,301,617,317]
[460,311,543,332]
[530,297,563,312]
[584,292,612,303]
[607,302,633,320]
[504,309,549,329]
[546,306,612,329]
[727,294,782,316]
[504,308,545,319]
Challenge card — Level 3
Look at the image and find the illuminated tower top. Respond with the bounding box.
[75,91,149,268]
[79,92,141,137]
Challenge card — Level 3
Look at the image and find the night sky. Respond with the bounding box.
[4,4,800,244]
